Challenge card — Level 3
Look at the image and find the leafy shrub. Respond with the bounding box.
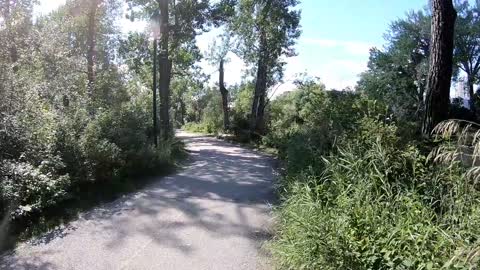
[1,157,70,219]
[0,89,183,239]
[266,81,389,174]
[78,95,181,182]
[270,118,480,269]
[229,82,253,136]
[183,89,224,134]
[183,122,209,133]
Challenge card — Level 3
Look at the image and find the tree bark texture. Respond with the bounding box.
[250,29,268,135]
[422,0,457,135]
[219,59,230,130]
[158,0,171,140]
[4,0,18,71]
[152,38,158,147]
[87,0,99,102]
[468,76,476,115]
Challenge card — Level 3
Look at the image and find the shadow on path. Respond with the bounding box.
[0,132,278,270]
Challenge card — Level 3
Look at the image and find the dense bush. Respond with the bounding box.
[0,0,186,232]
[259,77,480,269]
[0,159,70,219]
[0,88,182,223]
[270,116,480,269]
[183,88,225,134]
[265,81,388,174]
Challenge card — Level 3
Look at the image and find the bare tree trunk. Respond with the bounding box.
[219,59,230,131]
[422,0,457,135]
[158,0,170,140]
[250,30,268,135]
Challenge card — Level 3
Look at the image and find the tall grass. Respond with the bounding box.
[270,118,480,269]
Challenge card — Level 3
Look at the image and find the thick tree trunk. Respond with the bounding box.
[422,0,457,135]
[158,0,171,140]
[219,59,230,131]
[250,30,268,135]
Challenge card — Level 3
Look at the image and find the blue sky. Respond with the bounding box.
[36,0,434,92]
[198,0,431,93]
[295,0,428,89]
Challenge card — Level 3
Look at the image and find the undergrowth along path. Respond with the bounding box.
[0,131,277,270]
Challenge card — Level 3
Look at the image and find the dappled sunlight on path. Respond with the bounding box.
[0,131,277,270]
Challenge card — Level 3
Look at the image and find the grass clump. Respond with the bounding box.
[270,118,480,269]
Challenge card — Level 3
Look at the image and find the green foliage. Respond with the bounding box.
[265,80,388,174]
[270,118,480,269]
[1,158,70,219]
[183,87,224,134]
[0,0,184,244]
[229,0,301,85]
[230,82,254,133]
[358,10,430,122]
[454,1,480,79]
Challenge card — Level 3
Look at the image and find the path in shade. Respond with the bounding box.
[0,131,277,270]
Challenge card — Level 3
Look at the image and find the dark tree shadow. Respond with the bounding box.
[0,132,279,269]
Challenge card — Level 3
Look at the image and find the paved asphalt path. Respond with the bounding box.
[0,131,277,270]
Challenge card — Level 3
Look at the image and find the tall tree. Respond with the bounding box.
[158,0,170,140]
[65,0,123,112]
[206,33,232,131]
[86,0,102,106]
[454,1,480,115]
[126,0,232,139]
[358,11,431,121]
[422,0,457,135]
[0,0,34,110]
[230,0,301,135]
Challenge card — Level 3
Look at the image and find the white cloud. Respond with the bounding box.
[268,38,374,94]
[274,57,368,93]
[302,38,375,56]
[313,59,367,90]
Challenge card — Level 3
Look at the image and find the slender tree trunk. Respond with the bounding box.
[416,87,425,119]
[422,0,457,135]
[4,0,18,72]
[87,0,100,114]
[152,38,158,147]
[250,30,268,135]
[3,0,17,112]
[219,59,230,131]
[180,99,185,125]
[158,0,170,140]
[468,76,476,116]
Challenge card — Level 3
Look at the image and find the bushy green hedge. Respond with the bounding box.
[183,89,224,134]
[0,91,182,225]
[270,117,480,269]
[266,82,480,269]
[265,82,388,174]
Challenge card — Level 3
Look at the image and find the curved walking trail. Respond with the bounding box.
[0,131,277,270]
